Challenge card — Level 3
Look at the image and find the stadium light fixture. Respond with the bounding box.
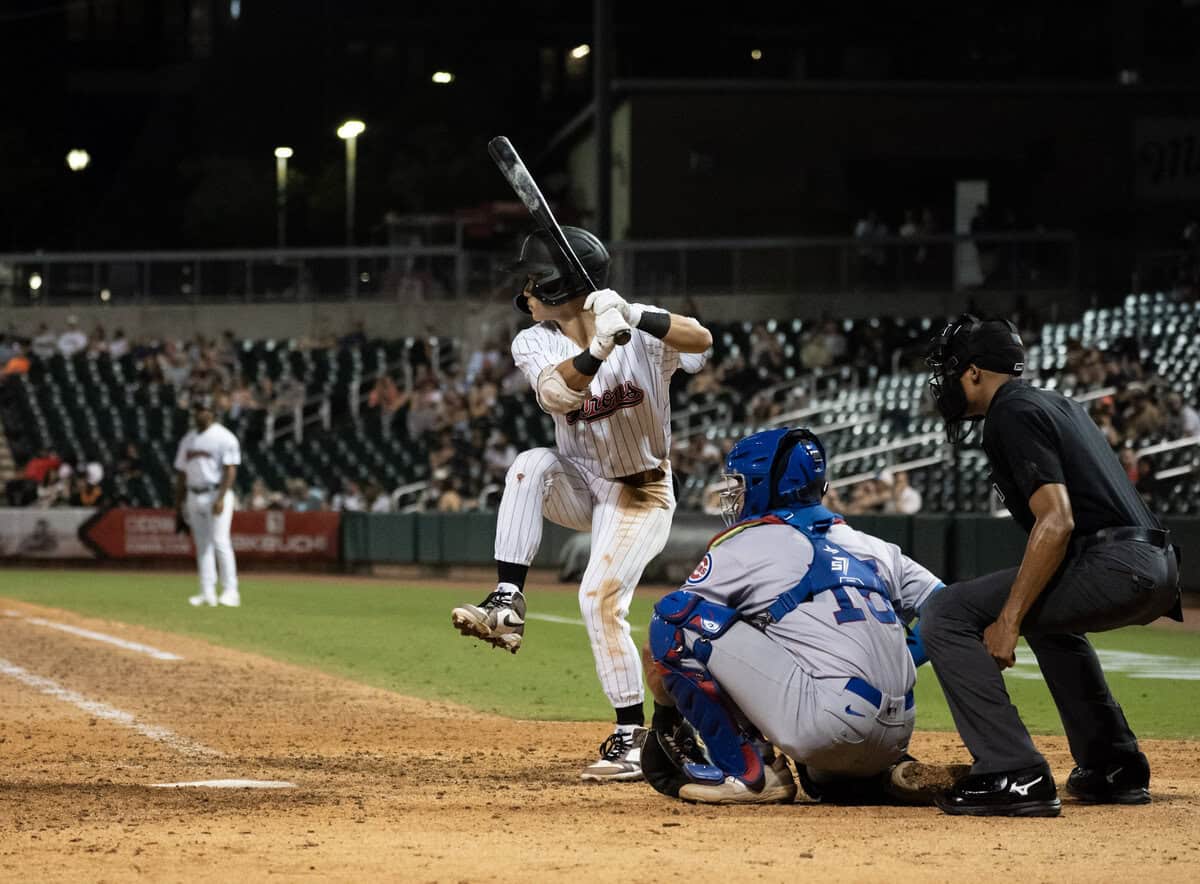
[431,71,455,84]
[66,149,90,171]
[29,272,43,291]
[750,49,763,61]
[337,120,365,140]
[274,146,294,159]
[99,288,112,302]
[571,44,591,59]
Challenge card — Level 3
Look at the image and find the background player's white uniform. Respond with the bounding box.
[684,519,941,775]
[174,422,241,607]
[496,305,705,712]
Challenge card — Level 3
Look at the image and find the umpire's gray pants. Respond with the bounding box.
[693,623,914,778]
[920,539,1179,775]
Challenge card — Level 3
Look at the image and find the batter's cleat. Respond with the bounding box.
[935,762,1062,817]
[678,753,797,805]
[451,588,526,654]
[1066,751,1151,805]
[189,593,217,607]
[581,726,649,782]
[217,590,241,608]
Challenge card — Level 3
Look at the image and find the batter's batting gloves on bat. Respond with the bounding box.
[590,307,630,359]
[584,288,642,328]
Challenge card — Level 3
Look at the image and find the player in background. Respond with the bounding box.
[173,396,241,608]
[641,427,951,805]
[451,226,712,782]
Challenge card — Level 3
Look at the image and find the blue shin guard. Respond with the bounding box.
[649,591,765,791]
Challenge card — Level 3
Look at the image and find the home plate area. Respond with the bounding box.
[1,601,1198,882]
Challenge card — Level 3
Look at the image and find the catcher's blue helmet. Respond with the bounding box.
[719,427,828,525]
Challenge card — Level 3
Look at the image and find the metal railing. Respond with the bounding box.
[0,231,1079,307]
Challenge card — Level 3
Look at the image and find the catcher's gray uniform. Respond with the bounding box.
[683,519,942,775]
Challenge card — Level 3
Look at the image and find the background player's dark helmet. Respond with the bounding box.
[720,427,828,525]
[510,226,610,314]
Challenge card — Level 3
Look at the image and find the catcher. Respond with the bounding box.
[642,427,959,804]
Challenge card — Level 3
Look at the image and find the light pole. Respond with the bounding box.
[337,120,365,297]
[274,146,292,251]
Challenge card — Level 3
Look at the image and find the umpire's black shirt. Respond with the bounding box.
[982,379,1160,537]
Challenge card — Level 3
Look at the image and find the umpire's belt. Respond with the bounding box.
[845,677,914,712]
[616,467,666,487]
[1074,526,1169,555]
[188,484,220,494]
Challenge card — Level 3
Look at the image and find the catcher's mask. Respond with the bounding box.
[719,427,828,526]
[510,226,610,314]
[925,314,1026,444]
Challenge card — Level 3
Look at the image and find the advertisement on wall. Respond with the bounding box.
[79,509,341,562]
[0,508,340,562]
[0,508,98,560]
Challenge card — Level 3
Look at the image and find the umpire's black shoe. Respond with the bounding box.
[935,762,1062,817]
[1066,751,1151,805]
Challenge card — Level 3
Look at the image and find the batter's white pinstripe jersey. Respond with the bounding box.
[511,305,707,480]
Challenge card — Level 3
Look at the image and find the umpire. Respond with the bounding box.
[920,315,1182,817]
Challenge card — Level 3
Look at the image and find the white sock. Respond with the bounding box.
[496,581,522,597]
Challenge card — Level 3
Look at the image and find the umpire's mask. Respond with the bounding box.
[925,314,1025,444]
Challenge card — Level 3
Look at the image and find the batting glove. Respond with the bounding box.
[589,306,632,359]
[584,288,643,327]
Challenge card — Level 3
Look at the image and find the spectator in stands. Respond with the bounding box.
[1118,448,1138,484]
[246,479,274,510]
[853,209,887,283]
[115,442,143,480]
[406,373,442,439]
[1122,387,1165,440]
[435,476,464,512]
[108,328,130,359]
[1164,392,1200,438]
[799,329,832,371]
[71,473,104,508]
[38,463,74,508]
[1135,455,1158,506]
[368,374,404,414]
[467,367,499,421]
[1,342,30,376]
[285,478,310,510]
[87,324,109,355]
[158,341,191,388]
[1090,399,1122,449]
[482,430,517,484]
[31,324,56,360]
[364,481,392,513]
[6,448,62,506]
[881,469,923,515]
[56,316,87,357]
[331,479,365,512]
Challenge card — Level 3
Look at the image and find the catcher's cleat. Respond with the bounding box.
[451,588,526,654]
[581,726,648,782]
[1066,751,1150,805]
[677,752,797,806]
[935,762,1062,817]
[885,758,973,805]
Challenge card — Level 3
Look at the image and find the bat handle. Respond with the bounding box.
[614,329,632,346]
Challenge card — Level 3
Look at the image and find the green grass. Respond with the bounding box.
[1,569,1198,739]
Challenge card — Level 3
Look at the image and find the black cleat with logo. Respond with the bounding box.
[1066,751,1151,804]
[935,762,1062,817]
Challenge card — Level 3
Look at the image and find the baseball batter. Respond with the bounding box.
[451,226,712,782]
[173,397,241,608]
[641,427,945,804]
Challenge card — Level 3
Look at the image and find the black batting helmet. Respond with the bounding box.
[510,226,610,314]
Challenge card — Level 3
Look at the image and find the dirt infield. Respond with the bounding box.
[2,599,1198,883]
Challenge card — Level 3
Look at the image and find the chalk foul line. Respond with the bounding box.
[0,657,221,758]
[4,610,183,661]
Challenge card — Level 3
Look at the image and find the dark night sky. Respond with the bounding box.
[0,1,1196,251]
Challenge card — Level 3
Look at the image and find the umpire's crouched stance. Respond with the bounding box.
[922,315,1182,817]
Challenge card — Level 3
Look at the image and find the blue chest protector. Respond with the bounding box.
[763,507,898,627]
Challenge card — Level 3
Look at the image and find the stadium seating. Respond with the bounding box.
[2,292,1195,514]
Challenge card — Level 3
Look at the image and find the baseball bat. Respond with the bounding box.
[488,135,631,345]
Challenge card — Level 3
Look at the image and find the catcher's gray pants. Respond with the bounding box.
[697,622,915,778]
[920,538,1179,775]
